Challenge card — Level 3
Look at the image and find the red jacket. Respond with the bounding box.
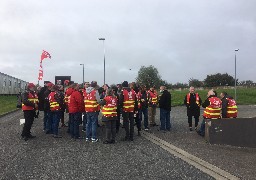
[68,89,84,113]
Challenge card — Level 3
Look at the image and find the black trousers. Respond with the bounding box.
[188,116,199,127]
[116,111,121,133]
[122,112,134,139]
[105,120,117,141]
[22,110,35,137]
[134,111,141,131]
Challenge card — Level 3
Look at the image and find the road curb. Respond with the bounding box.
[141,131,240,180]
[0,109,20,118]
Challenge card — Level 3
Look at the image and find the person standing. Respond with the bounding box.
[111,85,121,133]
[48,85,63,138]
[68,84,84,139]
[44,82,54,134]
[148,86,158,126]
[220,92,237,118]
[82,82,90,132]
[84,81,101,142]
[21,83,38,141]
[159,86,172,132]
[184,86,202,131]
[119,81,137,141]
[197,90,222,137]
[139,85,149,131]
[101,89,118,144]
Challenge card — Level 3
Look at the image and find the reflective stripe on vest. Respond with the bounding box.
[187,93,200,105]
[203,97,222,119]
[123,89,135,112]
[22,92,38,111]
[226,98,238,118]
[85,89,99,112]
[136,91,142,109]
[102,96,118,117]
[149,91,157,104]
[49,92,60,111]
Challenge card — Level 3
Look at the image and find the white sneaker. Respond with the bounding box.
[91,138,99,143]
[85,138,90,142]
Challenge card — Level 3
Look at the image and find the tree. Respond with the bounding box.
[204,73,236,87]
[189,78,203,87]
[136,65,163,88]
[239,80,255,87]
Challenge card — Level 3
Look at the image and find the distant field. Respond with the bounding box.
[0,95,18,115]
[171,87,256,106]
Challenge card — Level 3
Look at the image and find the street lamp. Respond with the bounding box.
[99,38,106,85]
[80,64,84,85]
[234,49,239,100]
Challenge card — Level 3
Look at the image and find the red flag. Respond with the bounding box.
[38,61,43,80]
[41,50,51,61]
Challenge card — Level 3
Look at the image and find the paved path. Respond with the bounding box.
[0,105,255,179]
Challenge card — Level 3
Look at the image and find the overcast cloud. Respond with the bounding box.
[0,0,256,85]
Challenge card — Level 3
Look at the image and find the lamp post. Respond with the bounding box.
[234,49,239,100]
[80,63,84,85]
[99,38,106,85]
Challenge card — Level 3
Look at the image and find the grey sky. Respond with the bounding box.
[0,0,255,85]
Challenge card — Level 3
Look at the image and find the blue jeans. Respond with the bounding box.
[86,112,98,139]
[140,108,148,128]
[43,111,48,131]
[70,112,82,138]
[46,111,53,133]
[160,108,171,131]
[82,112,87,130]
[199,119,206,136]
[52,111,61,135]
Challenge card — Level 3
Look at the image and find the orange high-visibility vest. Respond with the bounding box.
[187,93,200,106]
[226,98,238,118]
[48,92,61,111]
[22,92,38,111]
[84,89,99,112]
[123,89,135,112]
[203,97,222,119]
[136,91,142,109]
[102,96,118,117]
[148,91,157,105]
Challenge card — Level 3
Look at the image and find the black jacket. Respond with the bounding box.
[44,89,51,111]
[221,95,233,118]
[38,86,47,111]
[140,90,148,109]
[159,90,171,111]
[184,93,202,116]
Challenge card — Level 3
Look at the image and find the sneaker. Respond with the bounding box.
[85,138,90,142]
[189,127,193,131]
[91,138,99,143]
[144,128,149,131]
[82,129,86,132]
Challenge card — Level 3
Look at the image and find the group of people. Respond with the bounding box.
[184,87,238,137]
[20,80,172,143]
[20,81,237,142]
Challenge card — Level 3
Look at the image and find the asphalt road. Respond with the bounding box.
[1,105,255,180]
[0,110,213,180]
